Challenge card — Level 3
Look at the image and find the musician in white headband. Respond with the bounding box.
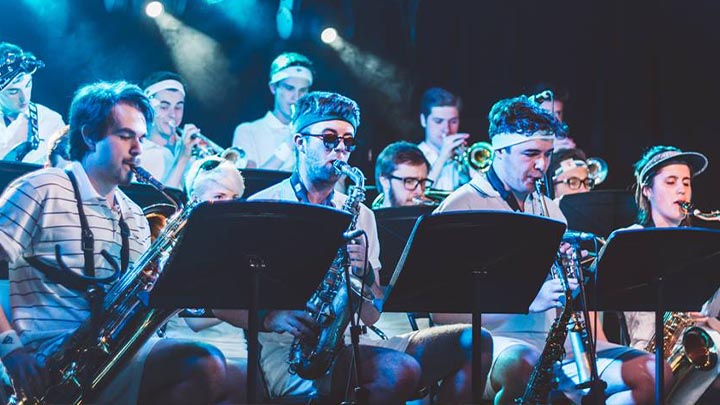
[547,148,593,199]
[232,52,314,171]
[139,71,204,188]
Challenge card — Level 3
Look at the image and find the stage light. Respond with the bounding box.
[321,27,338,44]
[145,1,164,18]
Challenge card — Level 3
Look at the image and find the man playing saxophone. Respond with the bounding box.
[0,81,239,404]
[433,94,659,404]
[215,91,491,403]
[619,145,720,403]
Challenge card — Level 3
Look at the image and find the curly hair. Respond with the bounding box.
[292,91,360,132]
[488,95,568,141]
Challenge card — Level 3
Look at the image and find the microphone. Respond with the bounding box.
[562,230,596,242]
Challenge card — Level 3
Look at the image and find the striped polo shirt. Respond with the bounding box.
[0,162,150,357]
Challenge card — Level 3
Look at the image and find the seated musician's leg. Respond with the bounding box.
[221,358,247,404]
[487,341,540,404]
[138,338,230,405]
[404,323,492,404]
[328,344,422,404]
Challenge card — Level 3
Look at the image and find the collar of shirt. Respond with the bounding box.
[417,141,439,163]
[289,171,335,207]
[67,161,127,213]
[263,111,292,132]
[0,107,29,128]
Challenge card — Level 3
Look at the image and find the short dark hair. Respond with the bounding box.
[420,87,462,117]
[140,71,186,95]
[68,81,154,161]
[488,95,568,141]
[375,141,430,193]
[292,91,361,132]
[548,148,587,180]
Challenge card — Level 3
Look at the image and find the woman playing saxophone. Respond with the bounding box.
[619,145,720,403]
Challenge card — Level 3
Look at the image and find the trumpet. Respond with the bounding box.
[453,141,494,173]
[174,124,247,167]
[680,202,720,222]
[586,157,608,186]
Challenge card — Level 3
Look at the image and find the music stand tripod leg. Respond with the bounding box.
[247,256,267,404]
[655,279,665,405]
[343,265,368,405]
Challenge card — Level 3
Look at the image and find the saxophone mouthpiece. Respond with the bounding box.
[678,201,695,214]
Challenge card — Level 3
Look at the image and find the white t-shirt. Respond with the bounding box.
[232,111,295,171]
[0,103,65,164]
[0,162,150,359]
[418,140,476,192]
[140,138,175,184]
[434,173,567,336]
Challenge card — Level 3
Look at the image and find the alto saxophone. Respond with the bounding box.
[288,160,371,380]
[28,166,198,404]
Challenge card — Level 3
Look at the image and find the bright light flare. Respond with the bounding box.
[321,27,338,44]
[145,1,164,18]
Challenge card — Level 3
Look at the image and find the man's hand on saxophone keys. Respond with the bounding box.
[3,346,49,401]
[262,310,319,339]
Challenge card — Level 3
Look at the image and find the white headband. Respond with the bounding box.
[491,131,555,150]
[144,79,186,97]
[269,65,313,85]
[553,158,588,179]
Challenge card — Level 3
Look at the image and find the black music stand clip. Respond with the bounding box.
[383,210,567,403]
[595,227,720,405]
[151,200,352,403]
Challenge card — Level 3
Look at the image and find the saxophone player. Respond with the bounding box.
[433,94,659,404]
[619,146,720,403]
[215,91,491,403]
[0,81,239,404]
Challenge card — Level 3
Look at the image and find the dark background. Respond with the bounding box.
[2,0,719,207]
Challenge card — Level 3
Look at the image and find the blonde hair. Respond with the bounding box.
[185,157,245,200]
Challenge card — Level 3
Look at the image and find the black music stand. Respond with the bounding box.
[559,190,636,238]
[151,200,352,403]
[382,211,567,403]
[594,227,720,404]
[374,205,435,286]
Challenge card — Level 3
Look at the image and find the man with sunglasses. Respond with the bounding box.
[374,141,432,208]
[231,52,314,171]
[216,91,490,403]
[0,42,65,164]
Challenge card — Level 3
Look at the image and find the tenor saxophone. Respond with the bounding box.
[25,166,198,404]
[288,160,371,380]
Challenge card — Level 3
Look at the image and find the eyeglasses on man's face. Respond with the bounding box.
[554,176,595,190]
[301,131,357,152]
[388,175,434,191]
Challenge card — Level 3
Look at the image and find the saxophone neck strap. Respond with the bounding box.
[3,102,40,162]
[485,167,522,212]
[290,171,335,207]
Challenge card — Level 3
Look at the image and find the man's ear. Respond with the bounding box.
[81,126,95,152]
[378,176,390,194]
[269,82,277,96]
[294,133,304,153]
[419,114,427,128]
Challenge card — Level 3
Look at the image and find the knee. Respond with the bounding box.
[493,346,539,386]
[184,342,228,388]
[393,353,422,392]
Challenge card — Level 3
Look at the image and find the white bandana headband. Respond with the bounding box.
[269,65,313,85]
[554,158,588,179]
[490,131,555,150]
[144,79,186,97]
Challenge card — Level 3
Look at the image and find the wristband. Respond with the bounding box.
[0,330,23,358]
[274,143,293,161]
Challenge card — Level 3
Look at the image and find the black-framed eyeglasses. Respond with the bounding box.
[554,176,595,190]
[302,132,357,152]
[388,175,434,191]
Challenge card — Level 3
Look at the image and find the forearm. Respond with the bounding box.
[0,309,12,333]
[213,309,249,329]
[184,317,224,332]
[432,312,511,329]
[162,154,192,188]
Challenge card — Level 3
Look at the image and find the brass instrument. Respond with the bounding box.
[288,161,371,379]
[586,157,608,186]
[24,166,198,404]
[172,121,247,167]
[680,202,720,222]
[371,188,451,209]
[453,141,494,174]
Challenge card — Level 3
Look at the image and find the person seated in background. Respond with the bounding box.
[547,147,594,199]
[373,141,432,208]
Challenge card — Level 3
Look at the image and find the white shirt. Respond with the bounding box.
[140,138,175,184]
[418,141,475,191]
[232,111,295,171]
[0,162,150,358]
[0,103,65,164]
[435,173,567,335]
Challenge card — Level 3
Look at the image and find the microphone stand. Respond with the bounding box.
[342,260,368,405]
[576,256,607,404]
